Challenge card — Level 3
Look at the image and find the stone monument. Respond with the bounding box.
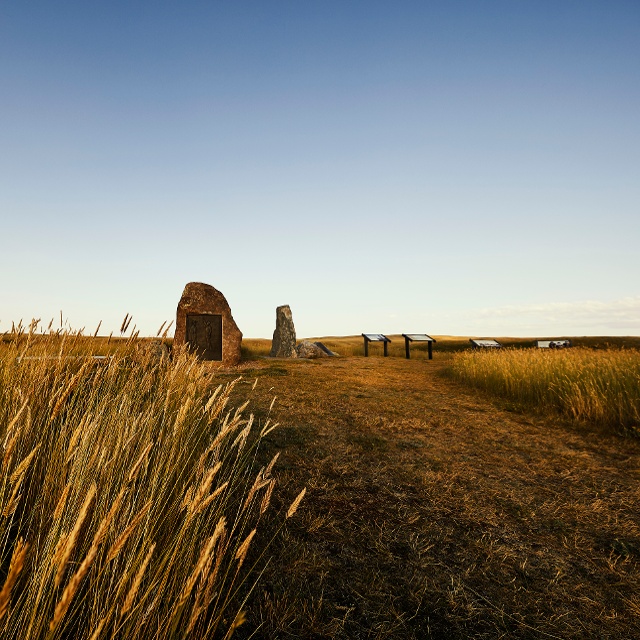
[269,305,297,358]
[174,282,242,366]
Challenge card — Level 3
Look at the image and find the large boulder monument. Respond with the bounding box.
[174,282,242,366]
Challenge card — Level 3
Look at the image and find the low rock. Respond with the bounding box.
[136,340,170,362]
[296,340,330,359]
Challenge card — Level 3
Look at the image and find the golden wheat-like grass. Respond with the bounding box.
[450,347,640,433]
[0,539,28,621]
[286,488,307,519]
[121,542,155,616]
[0,326,294,639]
[51,543,99,631]
[54,483,96,587]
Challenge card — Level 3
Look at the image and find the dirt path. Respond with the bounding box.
[217,356,640,639]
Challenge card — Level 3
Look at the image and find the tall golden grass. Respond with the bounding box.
[0,327,299,639]
[450,347,640,434]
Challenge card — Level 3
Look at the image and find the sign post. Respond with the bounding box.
[402,334,436,359]
[362,334,391,357]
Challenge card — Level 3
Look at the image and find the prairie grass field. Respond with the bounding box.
[0,331,301,640]
[1,329,639,638]
[450,347,640,435]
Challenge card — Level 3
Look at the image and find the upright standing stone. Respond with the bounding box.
[174,282,242,366]
[269,305,297,358]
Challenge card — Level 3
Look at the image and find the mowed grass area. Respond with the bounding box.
[218,347,640,639]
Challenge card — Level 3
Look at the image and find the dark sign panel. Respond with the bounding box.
[186,314,223,361]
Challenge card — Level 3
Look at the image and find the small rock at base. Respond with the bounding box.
[136,340,170,362]
[296,340,330,359]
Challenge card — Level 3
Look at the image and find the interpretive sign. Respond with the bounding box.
[362,333,391,357]
[537,339,571,349]
[402,333,436,359]
[470,339,502,349]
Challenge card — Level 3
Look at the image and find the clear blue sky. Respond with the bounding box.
[1,1,639,338]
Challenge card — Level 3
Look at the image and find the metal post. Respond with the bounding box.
[364,337,369,357]
[428,342,433,360]
[405,336,410,359]
[383,341,388,357]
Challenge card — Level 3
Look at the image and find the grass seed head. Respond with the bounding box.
[54,483,97,587]
[0,539,28,621]
[286,488,307,519]
[121,542,156,616]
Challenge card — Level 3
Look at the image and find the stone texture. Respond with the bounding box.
[295,340,330,359]
[174,282,242,366]
[269,305,297,358]
[136,339,170,362]
[314,341,338,357]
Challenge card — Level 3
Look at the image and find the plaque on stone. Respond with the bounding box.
[296,340,328,359]
[186,314,223,361]
[174,282,242,366]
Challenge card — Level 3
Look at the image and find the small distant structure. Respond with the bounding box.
[362,334,391,357]
[537,339,572,349]
[402,334,436,360]
[470,339,502,349]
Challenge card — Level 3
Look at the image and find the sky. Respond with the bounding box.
[1,1,639,338]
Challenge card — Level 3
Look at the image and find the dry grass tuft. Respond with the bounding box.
[0,327,295,639]
[0,539,28,621]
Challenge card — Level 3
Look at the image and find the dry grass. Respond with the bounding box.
[450,347,640,434]
[213,352,640,639]
[2,327,639,638]
[0,327,298,640]
[277,334,640,358]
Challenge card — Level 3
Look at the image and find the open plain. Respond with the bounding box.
[224,340,640,639]
[0,334,638,639]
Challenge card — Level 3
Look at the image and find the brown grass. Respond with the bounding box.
[450,347,640,434]
[2,328,639,638]
[213,351,640,639]
[0,328,297,640]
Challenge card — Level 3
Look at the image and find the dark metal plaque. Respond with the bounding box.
[186,314,223,360]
